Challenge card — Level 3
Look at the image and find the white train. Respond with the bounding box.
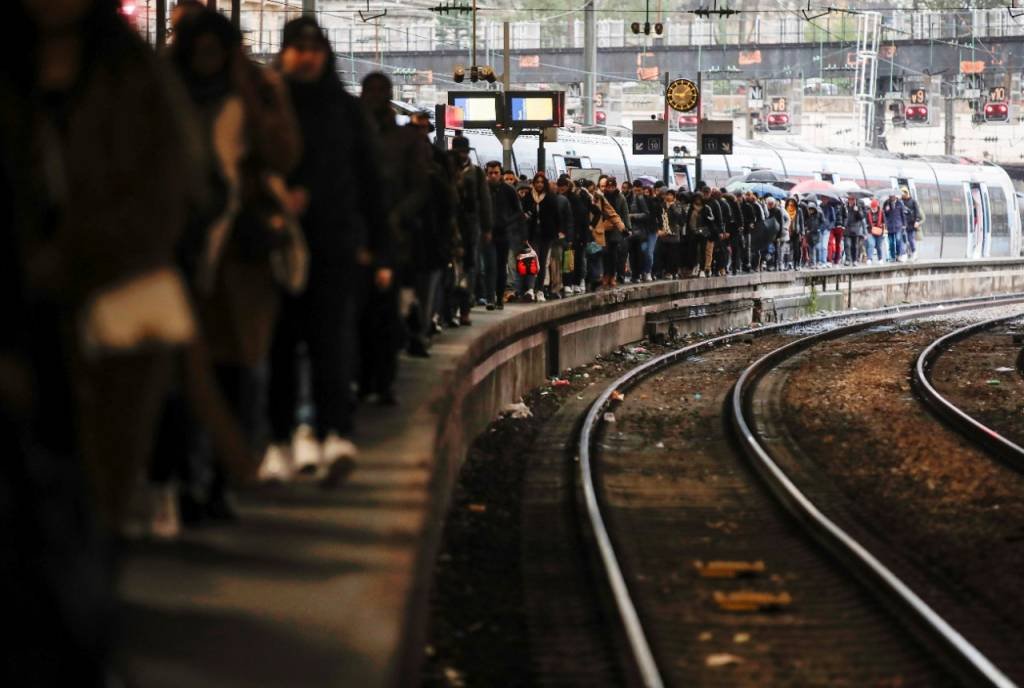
[453,127,1022,260]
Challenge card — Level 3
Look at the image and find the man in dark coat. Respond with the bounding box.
[265,17,388,482]
[449,136,491,321]
[559,176,590,293]
[486,160,522,309]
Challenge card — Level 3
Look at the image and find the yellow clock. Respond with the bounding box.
[666,78,699,113]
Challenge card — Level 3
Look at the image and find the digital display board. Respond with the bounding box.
[446,92,501,128]
[511,96,554,122]
[506,91,564,127]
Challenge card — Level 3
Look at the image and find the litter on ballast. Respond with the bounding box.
[694,392,703,400]
[994,367,1015,373]
[501,401,533,419]
[551,378,570,387]
[655,441,665,448]
[611,390,626,402]
[604,412,616,423]
[987,379,1002,386]
[705,653,744,668]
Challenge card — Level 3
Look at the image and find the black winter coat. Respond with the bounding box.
[287,65,386,283]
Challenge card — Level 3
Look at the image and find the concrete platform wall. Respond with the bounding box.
[396,258,1024,687]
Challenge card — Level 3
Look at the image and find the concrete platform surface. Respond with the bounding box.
[116,259,1024,688]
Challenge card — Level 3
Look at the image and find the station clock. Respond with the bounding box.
[666,78,699,113]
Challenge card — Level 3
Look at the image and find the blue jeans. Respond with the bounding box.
[906,229,916,256]
[868,234,886,261]
[815,229,829,264]
[892,230,906,259]
[642,233,658,275]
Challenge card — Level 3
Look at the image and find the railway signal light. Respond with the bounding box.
[654,22,664,35]
[595,110,606,124]
[984,101,1009,122]
[478,66,496,84]
[904,104,928,123]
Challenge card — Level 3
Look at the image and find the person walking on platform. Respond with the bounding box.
[843,194,866,266]
[448,136,491,321]
[661,189,685,278]
[161,8,302,524]
[901,187,924,261]
[1,0,205,682]
[865,198,887,264]
[884,191,908,262]
[601,175,631,285]
[261,17,387,484]
[547,177,571,298]
[559,175,589,294]
[358,72,431,403]
[784,197,805,269]
[486,161,521,309]
[522,172,559,301]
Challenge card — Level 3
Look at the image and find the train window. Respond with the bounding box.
[563,156,583,169]
[990,186,1008,238]
[915,184,942,235]
[819,172,836,183]
[941,184,967,238]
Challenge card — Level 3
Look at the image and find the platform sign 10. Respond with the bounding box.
[770,97,788,112]
[909,88,927,105]
[990,86,1007,103]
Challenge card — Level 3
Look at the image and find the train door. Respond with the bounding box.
[815,171,840,184]
[963,182,991,258]
[552,155,567,176]
[890,176,918,198]
[673,163,692,191]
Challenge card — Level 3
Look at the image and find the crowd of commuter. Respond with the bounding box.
[0,1,928,683]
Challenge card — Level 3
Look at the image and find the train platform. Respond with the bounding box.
[115,259,1024,688]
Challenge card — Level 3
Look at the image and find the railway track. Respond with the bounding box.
[578,295,1024,687]
[913,314,1024,472]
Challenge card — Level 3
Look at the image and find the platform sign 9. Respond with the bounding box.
[990,86,1007,103]
[910,88,927,105]
[770,97,787,112]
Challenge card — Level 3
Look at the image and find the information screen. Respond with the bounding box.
[451,96,498,124]
[510,96,554,122]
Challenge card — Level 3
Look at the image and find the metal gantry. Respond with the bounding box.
[852,11,881,149]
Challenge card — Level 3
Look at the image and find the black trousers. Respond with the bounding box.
[483,238,510,303]
[358,281,402,398]
[268,280,357,441]
[602,239,624,281]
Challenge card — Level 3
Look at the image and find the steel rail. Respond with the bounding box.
[913,313,1024,474]
[577,292,1024,688]
[730,300,1024,688]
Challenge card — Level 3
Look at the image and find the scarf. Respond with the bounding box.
[531,188,546,205]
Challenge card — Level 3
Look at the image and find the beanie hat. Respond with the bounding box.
[282,17,330,51]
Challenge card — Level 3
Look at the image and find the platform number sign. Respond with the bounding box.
[990,86,1007,103]
[770,97,787,112]
[632,133,664,155]
[910,88,927,105]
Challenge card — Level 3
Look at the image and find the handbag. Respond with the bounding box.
[562,247,575,273]
[261,174,309,294]
[870,225,884,237]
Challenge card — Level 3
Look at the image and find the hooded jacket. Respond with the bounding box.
[285,46,388,283]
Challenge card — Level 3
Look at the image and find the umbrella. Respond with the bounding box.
[874,187,899,199]
[725,181,789,199]
[835,181,873,199]
[790,178,842,200]
[744,168,786,184]
[633,175,659,188]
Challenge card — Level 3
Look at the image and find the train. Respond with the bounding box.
[437,123,1023,261]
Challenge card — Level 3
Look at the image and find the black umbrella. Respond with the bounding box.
[744,169,786,184]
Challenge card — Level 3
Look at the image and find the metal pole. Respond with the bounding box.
[695,70,703,190]
[584,0,596,124]
[231,0,240,29]
[944,89,955,156]
[207,0,216,9]
[472,0,477,70]
[156,0,166,48]
[538,135,546,175]
[302,0,316,18]
[662,70,670,185]
[502,22,514,172]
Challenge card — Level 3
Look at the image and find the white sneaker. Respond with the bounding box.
[258,442,295,483]
[535,291,546,302]
[149,484,181,540]
[293,424,322,476]
[320,432,358,487]
[898,254,908,263]
[563,285,573,296]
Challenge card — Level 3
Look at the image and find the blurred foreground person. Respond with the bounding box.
[359,71,423,403]
[155,8,301,528]
[261,17,384,484]
[0,0,201,682]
